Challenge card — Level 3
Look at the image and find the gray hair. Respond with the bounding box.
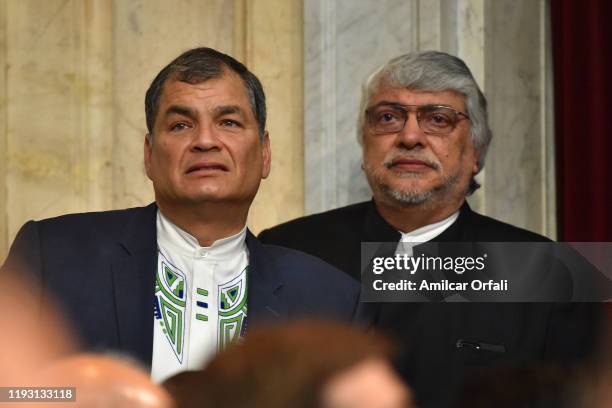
[357,51,492,194]
[145,47,267,141]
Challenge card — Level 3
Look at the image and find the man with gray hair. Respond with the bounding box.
[259,51,603,407]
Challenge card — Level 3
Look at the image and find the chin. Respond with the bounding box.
[384,187,432,206]
[381,179,450,204]
[188,193,228,204]
[177,188,226,203]
[388,180,435,195]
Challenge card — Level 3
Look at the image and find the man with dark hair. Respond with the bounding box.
[259,51,604,407]
[2,47,359,382]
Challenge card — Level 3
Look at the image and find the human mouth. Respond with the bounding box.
[185,162,229,175]
[387,158,436,172]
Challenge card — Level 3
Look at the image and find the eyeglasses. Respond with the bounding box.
[365,103,470,135]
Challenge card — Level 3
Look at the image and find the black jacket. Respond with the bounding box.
[2,203,360,367]
[260,200,605,407]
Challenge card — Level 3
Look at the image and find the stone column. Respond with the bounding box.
[1,0,114,258]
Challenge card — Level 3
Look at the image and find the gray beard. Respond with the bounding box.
[383,184,434,205]
[373,170,461,207]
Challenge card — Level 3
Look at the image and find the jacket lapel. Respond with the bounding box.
[363,200,402,243]
[111,216,288,363]
[112,203,158,367]
[245,231,288,327]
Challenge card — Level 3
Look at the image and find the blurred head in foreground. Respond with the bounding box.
[579,324,612,408]
[0,275,76,386]
[0,274,172,408]
[39,353,175,408]
[164,321,413,408]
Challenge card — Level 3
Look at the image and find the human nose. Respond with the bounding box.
[190,123,221,152]
[396,110,426,148]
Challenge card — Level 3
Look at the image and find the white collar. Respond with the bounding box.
[399,211,459,243]
[156,210,247,260]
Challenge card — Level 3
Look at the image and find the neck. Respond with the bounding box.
[374,196,464,233]
[157,200,249,246]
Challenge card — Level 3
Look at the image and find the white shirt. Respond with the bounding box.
[396,211,459,256]
[151,211,249,383]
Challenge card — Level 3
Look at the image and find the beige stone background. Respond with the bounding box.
[0,0,557,262]
[0,0,304,261]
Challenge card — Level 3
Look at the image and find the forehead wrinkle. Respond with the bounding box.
[163,104,198,120]
[212,105,245,117]
[368,100,404,109]
[366,90,466,113]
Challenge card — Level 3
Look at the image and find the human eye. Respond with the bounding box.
[432,112,451,125]
[373,108,402,125]
[423,109,454,130]
[221,119,241,127]
[169,121,191,132]
[218,117,245,131]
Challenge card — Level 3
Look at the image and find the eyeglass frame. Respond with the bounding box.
[364,103,470,135]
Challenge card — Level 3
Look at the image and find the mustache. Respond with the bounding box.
[382,151,441,170]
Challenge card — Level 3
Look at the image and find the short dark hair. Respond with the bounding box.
[144,47,267,139]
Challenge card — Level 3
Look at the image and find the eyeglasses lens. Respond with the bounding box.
[368,105,460,135]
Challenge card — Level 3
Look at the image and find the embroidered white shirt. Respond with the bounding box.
[151,211,249,383]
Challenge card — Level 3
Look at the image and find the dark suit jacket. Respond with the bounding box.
[2,203,359,368]
[259,200,605,407]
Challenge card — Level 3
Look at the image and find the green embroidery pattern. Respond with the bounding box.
[155,253,186,363]
[218,267,248,349]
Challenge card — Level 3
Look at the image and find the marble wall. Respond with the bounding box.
[0,0,558,261]
[304,0,556,239]
[0,0,304,260]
